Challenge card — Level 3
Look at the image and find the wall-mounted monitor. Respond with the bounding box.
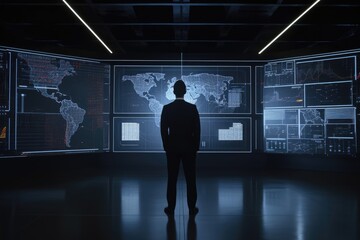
[263,85,304,108]
[16,52,110,153]
[296,56,356,84]
[264,55,357,156]
[264,107,356,155]
[114,65,251,115]
[264,60,295,86]
[113,117,251,153]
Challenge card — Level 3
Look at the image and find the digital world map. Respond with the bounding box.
[115,66,251,127]
[123,72,233,127]
[17,53,108,151]
[18,53,85,147]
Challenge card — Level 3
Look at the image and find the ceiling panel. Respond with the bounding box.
[0,0,359,59]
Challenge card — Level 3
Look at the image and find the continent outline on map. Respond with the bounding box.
[18,53,86,147]
[121,71,236,126]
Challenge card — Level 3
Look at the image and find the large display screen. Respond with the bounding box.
[16,53,110,153]
[113,117,251,152]
[263,85,304,108]
[114,65,251,115]
[113,65,252,152]
[264,56,357,155]
[264,107,356,154]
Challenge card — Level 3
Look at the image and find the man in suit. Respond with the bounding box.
[161,80,200,216]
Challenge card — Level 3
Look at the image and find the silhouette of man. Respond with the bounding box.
[161,80,200,216]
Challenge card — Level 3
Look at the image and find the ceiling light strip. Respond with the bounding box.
[258,0,321,55]
[62,0,113,54]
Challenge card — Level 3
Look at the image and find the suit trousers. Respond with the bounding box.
[166,152,197,211]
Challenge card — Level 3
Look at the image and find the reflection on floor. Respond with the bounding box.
[0,167,359,240]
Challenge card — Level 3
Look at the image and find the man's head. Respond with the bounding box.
[173,80,186,98]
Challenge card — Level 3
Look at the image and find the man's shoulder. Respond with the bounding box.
[184,101,197,110]
[162,102,175,112]
[165,100,197,109]
[180,101,198,111]
[163,102,173,110]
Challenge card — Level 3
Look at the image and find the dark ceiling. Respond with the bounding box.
[1,0,360,60]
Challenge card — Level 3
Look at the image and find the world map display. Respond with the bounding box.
[113,65,252,152]
[115,66,251,127]
[17,53,109,152]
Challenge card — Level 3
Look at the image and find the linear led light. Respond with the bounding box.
[258,0,321,54]
[62,0,113,54]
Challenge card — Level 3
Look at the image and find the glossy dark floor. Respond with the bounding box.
[0,165,359,240]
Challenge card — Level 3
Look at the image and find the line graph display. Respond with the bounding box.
[263,85,304,108]
[296,56,356,84]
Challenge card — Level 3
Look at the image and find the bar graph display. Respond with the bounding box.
[113,117,251,152]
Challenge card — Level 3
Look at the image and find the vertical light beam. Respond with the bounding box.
[258,0,321,55]
[62,0,113,54]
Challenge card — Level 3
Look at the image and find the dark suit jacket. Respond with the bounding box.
[160,99,200,153]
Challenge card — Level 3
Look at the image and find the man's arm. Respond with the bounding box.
[193,105,201,152]
[160,106,169,151]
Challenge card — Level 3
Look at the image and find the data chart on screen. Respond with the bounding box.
[113,117,251,152]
